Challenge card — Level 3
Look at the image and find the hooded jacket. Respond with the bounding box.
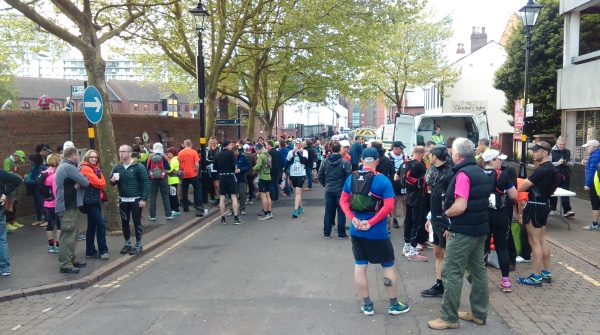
[54,158,89,214]
[585,148,600,187]
[318,153,352,193]
[235,152,251,182]
[79,162,106,204]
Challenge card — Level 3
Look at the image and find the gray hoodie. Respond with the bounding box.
[54,158,89,215]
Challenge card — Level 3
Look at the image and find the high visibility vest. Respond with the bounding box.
[432,134,445,145]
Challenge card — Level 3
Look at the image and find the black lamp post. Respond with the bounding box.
[190,1,209,203]
[517,0,543,179]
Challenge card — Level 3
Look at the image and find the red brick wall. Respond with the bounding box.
[0,110,203,220]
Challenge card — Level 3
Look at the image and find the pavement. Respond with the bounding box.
[1,183,600,334]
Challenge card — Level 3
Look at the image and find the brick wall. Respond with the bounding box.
[0,110,203,220]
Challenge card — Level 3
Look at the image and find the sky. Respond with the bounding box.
[426,0,527,58]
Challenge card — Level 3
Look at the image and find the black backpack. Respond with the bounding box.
[37,171,54,201]
[349,170,383,213]
[397,160,422,189]
[487,169,507,209]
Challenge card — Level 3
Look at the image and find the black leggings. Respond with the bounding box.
[590,186,600,210]
[44,207,61,231]
[403,204,422,248]
[119,200,143,243]
[485,209,511,277]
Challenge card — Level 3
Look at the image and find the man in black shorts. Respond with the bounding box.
[206,137,221,205]
[339,147,410,316]
[214,139,244,225]
[517,141,556,286]
[421,145,454,297]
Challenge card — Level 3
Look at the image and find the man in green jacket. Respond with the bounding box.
[253,143,273,220]
[2,150,25,230]
[110,145,150,256]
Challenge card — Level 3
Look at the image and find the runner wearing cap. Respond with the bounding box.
[339,140,351,162]
[516,141,556,287]
[284,138,309,218]
[581,139,600,230]
[479,149,517,292]
[3,150,26,230]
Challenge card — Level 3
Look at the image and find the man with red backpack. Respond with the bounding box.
[146,143,173,221]
[395,146,427,261]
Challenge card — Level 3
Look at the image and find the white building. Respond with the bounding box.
[557,0,600,160]
[424,27,514,139]
[282,101,349,130]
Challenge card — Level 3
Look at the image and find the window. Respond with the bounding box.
[21,102,30,109]
[185,105,189,113]
[144,104,149,111]
[154,104,158,112]
[361,113,365,116]
[133,103,139,111]
[575,110,600,161]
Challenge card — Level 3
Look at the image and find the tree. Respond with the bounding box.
[5,0,146,230]
[353,8,459,112]
[494,0,563,136]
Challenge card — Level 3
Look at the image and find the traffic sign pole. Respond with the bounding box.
[84,82,95,149]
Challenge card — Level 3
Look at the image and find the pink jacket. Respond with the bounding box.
[43,167,57,208]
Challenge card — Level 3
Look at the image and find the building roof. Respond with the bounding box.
[451,40,505,65]
[108,80,196,103]
[14,77,121,101]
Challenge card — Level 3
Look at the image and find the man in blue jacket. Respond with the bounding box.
[233,146,250,215]
[349,136,364,171]
[278,140,291,196]
[582,140,600,230]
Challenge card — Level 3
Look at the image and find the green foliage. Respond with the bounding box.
[493,0,562,136]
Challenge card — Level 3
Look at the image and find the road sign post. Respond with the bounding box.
[83,85,104,150]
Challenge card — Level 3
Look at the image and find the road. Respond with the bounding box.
[3,183,599,334]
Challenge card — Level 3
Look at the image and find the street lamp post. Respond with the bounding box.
[518,0,543,179]
[190,1,210,203]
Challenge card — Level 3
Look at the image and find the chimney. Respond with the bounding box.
[456,43,465,54]
[470,26,488,53]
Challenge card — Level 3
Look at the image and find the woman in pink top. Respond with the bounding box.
[42,154,62,253]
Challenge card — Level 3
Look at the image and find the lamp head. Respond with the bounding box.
[519,0,543,28]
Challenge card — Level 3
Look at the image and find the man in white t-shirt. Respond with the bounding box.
[388,141,408,228]
[283,138,309,218]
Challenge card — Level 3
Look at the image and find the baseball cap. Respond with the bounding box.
[393,141,406,149]
[255,143,264,150]
[152,142,164,153]
[362,147,379,163]
[482,149,507,162]
[339,140,350,147]
[430,145,448,159]
[528,141,552,152]
[582,139,600,148]
[294,138,302,144]
[243,144,250,150]
[14,150,26,161]
[63,141,74,149]
[221,139,231,148]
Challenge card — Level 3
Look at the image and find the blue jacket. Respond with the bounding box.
[235,153,251,182]
[349,141,363,165]
[585,148,600,187]
[279,147,289,172]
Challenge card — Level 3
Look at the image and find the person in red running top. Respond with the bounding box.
[37,93,55,110]
[340,147,410,316]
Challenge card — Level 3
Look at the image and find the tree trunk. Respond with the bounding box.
[82,49,120,231]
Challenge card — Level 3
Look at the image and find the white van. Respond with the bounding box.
[376,112,489,156]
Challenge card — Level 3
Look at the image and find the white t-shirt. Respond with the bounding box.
[286,149,308,177]
[388,151,407,171]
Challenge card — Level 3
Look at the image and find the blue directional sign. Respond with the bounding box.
[83,86,103,124]
[216,119,238,125]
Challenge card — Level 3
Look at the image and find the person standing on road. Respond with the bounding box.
[166,147,182,216]
[79,150,109,261]
[395,146,427,262]
[267,140,282,202]
[479,149,518,293]
[54,146,90,274]
[349,135,364,171]
[146,143,173,221]
[318,142,352,239]
[388,141,408,228]
[339,147,410,316]
[421,145,454,298]
[110,145,150,256]
[179,139,205,215]
[41,154,62,253]
[253,143,273,220]
[0,167,23,276]
[428,137,490,330]
[516,142,556,287]
[3,150,26,231]
[233,146,250,215]
[549,136,575,217]
[244,144,257,204]
[303,140,316,191]
[206,137,221,205]
[214,139,244,225]
[581,139,600,230]
[278,140,292,197]
[284,138,308,218]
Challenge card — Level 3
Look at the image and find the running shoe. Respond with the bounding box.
[421,283,444,297]
[293,209,298,218]
[120,244,132,255]
[402,245,410,257]
[100,254,109,260]
[388,302,410,315]
[541,270,552,283]
[361,304,374,316]
[47,246,54,253]
[501,277,512,293]
[298,206,304,214]
[53,245,59,253]
[148,217,157,221]
[564,211,575,218]
[221,217,227,225]
[240,210,246,215]
[416,244,424,252]
[407,252,428,262]
[583,223,599,231]
[233,218,245,225]
[1,271,11,276]
[129,244,143,255]
[516,273,542,287]
[166,215,174,220]
[172,211,181,216]
[516,256,531,263]
[11,222,24,228]
[6,224,17,231]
